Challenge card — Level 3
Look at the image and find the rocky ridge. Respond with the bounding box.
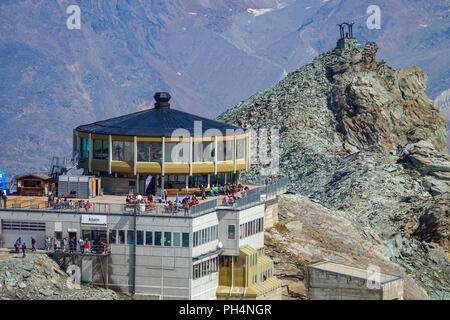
[0,250,123,300]
[218,39,449,299]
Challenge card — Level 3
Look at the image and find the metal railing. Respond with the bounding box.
[46,243,111,255]
[0,179,289,217]
[262,177,288,198]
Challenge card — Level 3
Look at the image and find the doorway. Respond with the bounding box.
[68,231,77,241]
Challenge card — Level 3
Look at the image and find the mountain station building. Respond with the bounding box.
[73,92,250,196]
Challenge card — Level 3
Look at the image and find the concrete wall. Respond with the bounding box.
[263,197,278,230]
[382,280,404,300]
[306,267,403,300]
[0,198,271,300]
[217,208,240,255]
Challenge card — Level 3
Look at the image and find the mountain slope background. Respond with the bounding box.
[0,0,449,178]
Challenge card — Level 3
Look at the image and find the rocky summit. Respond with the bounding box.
[218,38,449,299]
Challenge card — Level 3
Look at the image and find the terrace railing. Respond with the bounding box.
[1,179,289,217]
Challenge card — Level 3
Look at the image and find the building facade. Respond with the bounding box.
[0,186,284,300]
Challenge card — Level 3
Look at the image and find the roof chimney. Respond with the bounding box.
[154,92,171,110]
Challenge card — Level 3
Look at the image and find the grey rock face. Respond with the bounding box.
[218,39,449,299]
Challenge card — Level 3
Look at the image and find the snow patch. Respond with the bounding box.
[247,8,274,17]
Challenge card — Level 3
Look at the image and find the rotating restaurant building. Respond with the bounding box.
[74,92,250,195]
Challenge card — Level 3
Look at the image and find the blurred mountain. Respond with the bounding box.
[0,0,448,178]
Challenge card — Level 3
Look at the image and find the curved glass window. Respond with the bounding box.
[94,140,109,160]
[165,142,189,162]
[193,142,202,162]
[225,140,234,160]
[237,139,245,159]
[137,142,150,162]
[202,142,215,162]
[113,141,133,162]
[81,138,89,161]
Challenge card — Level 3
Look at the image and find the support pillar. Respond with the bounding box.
[108,135,112,174]
[76,131,80,156]
[214,136,218,175]
[233,135,237,174]
[189,136,193,176]
[133,136,137,176]
[136,174,140,194]
[88,133,93,173]
[161,137,165,176]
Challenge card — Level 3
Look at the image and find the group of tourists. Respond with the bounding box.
[125,193,153,204]
[13,236,36,258]
[47,193,92,211]
[201,183,245,199]
[44,236,107,254]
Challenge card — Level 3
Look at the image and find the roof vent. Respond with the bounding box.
[154,92,171,110]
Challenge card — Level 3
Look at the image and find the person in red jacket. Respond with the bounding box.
[84,239,90,253]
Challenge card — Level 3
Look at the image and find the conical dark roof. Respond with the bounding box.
[76,93,243,137]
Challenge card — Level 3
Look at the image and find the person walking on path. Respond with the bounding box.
[21,242,26,258]
[53,238,58,253]
[1,190,7,208]
[69,237,75,253]
[14,239,20,255]
[31,237,36,252]
[79,237,84,254]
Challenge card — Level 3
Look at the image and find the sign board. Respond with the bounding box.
[54,222,62,232]
[68,228,78,232]
[81,215,107,225]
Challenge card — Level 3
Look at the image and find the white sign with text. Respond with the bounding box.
[81,215,107,225]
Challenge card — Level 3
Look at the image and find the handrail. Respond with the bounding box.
[0,179,289,217]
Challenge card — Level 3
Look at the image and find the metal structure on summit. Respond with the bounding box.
[337,22,354,39]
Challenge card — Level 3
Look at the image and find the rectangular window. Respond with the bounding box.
[202,141,214,162]
[165,142,189,162]
[193,142,202,162]
[202,229,206,244]
[225,140,234,160]
[173,232,181,247]
[94,140,108,160]
[193,264,199,279]
[137,231,144,245]
[109,230,117,244]
[113,141,124,161]
[81,138,90,161]
[118,230,125,244]
[55,231,62,241]
[217,139,224,161]
[137,142,150,162]
[164,232,172,246]
[127,230,135,245]
[145,231,153,245]
[182,233,189,247]
[155,232,162,246]
[228,225,236,240]
[150,143,162,161]
[237,138,245,159]
[123,141,133,162]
